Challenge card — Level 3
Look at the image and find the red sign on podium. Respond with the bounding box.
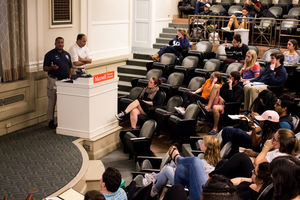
[93,71,115,84]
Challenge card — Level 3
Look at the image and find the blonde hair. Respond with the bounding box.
[178,28,189,39]
[278,129,300,156]
[244,50,258,71]
[203,135,221,167]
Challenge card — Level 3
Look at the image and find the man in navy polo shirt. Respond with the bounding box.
[43,37,72,129]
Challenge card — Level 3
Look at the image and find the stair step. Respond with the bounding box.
[162,27,180,34]
[159,33,177,39]
[156,37,172,44]
[118,91,130,97]
[126,59,153,67]
[118,65,147,75]
[133,53,153,60]
[118,81,133,92]
[153,43,167,49]
[118,72,145,82]
[169,23,189,29]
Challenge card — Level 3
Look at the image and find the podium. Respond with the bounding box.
[56,73,119,139]
[234,29,250,45]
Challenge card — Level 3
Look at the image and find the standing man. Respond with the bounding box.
[43,37,72,129]
[69,34,92,71]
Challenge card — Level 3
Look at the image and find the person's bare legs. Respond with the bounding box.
[212,105,223,131]
[130,108,147,128]
[205,84,220,111]
[125,99,144,114]
[238,16,247,29]
[227,15,239,29]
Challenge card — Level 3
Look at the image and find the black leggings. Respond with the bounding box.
[182,92,208,108]
[209,152,254,179]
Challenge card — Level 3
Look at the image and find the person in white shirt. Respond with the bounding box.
[69,34,92,70]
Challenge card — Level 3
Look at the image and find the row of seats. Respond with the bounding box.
[179,0,300,17]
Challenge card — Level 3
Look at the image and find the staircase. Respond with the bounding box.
[153,22,189,49]
[117,22,189,96]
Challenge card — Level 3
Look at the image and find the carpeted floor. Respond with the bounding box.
[0,121,82,200]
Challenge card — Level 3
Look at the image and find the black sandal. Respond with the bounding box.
[169,146,180,165]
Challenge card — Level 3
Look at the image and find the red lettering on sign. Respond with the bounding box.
[94,71,115,84]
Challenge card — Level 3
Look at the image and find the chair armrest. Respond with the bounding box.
[131,137,147,141]
[119,98,135,105]
[191,150,205,156]
[120,129,140,137]
[178,87,193,93]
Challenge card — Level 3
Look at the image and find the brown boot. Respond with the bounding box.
[151,53,160,62]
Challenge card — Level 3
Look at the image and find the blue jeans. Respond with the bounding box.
[174,157,208,200]
[153,163,176,193]
[157,46,180,57]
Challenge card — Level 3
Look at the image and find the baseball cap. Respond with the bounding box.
[255,110,280,122]
[205,2,212,7]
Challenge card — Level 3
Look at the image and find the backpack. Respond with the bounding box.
[125,180,140,200]
[260,9,276,18]
[192,27,203,40]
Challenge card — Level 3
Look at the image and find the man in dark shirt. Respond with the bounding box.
[43,37,72,129]
[244,0,261,17]
[243,51,287,111]
[197,71,243,135]
[223,34,249,70]
[190,2,217,39]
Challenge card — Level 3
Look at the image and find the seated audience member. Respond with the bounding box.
[221,110,281,157]
[243,51,287,112]
[240,50,260,83]
[201,175,239,200]
[195,0,210,15]
[221,8,253,31]
[270,156,300,200]
[197,71,243,135]
[151,28,189,62]
[115,77,162,129]
[249,89,277,115]
[169,129,299,200]
[243,0,261,17]
[176,71,223,114]
[283,39,299,65]
[84,190,105,200]
[274,94,295,130]
[231,162,272,200]
[222,34,249,69]
[190,3,217,34]
[143,135,221,198]
[100,167,127,200]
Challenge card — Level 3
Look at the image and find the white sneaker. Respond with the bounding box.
[142,177,151,187]
[221,27,230,31]
[145,172,156,183]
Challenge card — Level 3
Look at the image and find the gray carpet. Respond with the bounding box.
[0,121,82,200]
[99,148,136,187]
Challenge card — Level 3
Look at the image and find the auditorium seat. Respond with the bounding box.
[121,119,157,160]
[168,103,200,144]
[131,68,163,88]
[151,53,177,78]
[118,86,144,113]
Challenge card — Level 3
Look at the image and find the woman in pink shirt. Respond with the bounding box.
[240,50,260,84]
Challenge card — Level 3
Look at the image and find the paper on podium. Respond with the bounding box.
[58,188,84,200]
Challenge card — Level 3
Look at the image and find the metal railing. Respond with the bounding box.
[188,14,300,47]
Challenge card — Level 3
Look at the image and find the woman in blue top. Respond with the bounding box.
[151,28,189,62]
[283,39,299,65]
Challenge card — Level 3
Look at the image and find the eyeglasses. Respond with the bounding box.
[252,169,257,176]
[273,135,278,142]
[275,102,281,107]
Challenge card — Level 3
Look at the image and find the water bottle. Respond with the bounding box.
[189,41,193,50]
[224,37,227,44]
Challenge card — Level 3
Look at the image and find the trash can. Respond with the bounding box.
[234,29,250,45]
